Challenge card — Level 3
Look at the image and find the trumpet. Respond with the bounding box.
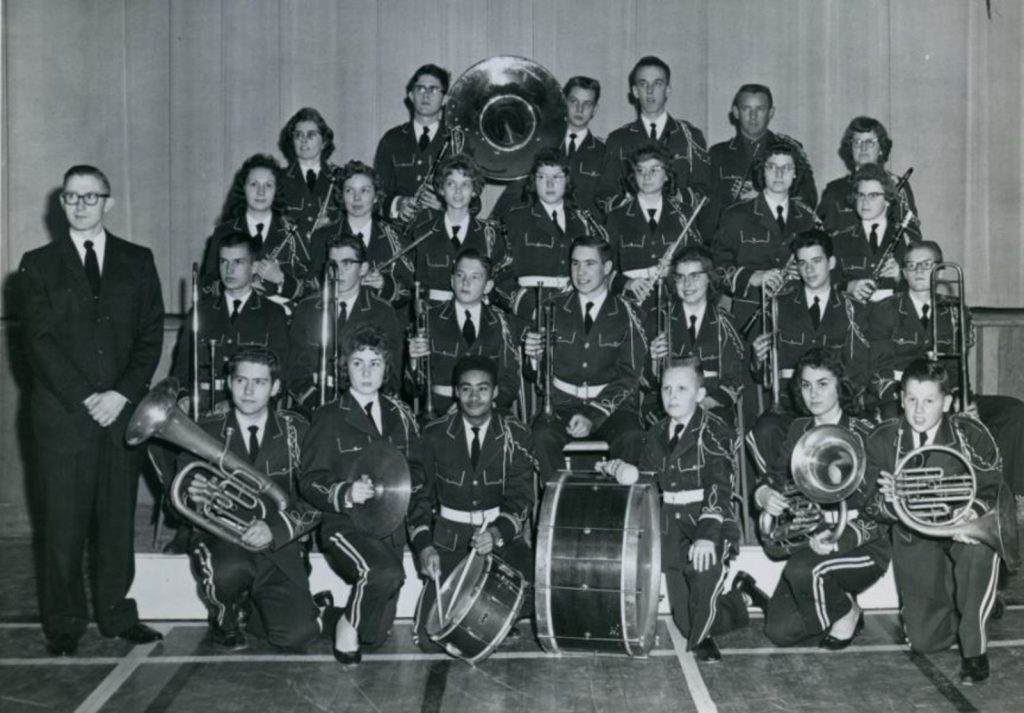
[317,261,340,407]
[928,262,971,412]
[412,280,434,418]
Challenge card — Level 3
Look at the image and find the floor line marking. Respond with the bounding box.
[72,639,162,713]
[665,619,718,713]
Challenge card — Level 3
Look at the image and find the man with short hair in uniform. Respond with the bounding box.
[409,355,536,652]
[277,107,342,241]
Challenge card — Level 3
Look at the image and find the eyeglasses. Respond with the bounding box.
[413,85,443,96]
[634,166,665,178]
[292,130,321,141]
[903,259,936,272]
[61,192,110,207]
[673,271,707,284]
[765,163,795,175]
[856,192,885,201]
[852,138,879,149]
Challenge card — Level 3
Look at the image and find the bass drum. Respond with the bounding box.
[535,470,661,657]
[426,553,527,665]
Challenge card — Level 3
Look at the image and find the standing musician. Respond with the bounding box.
[299,325,419,664]
[644,246,745,425]
[830,163,923,304]
[602,357,754,662]
[19,165,165,655]
[409,154,511,306]
[598,55,711,209]
[523,235,647,483]
[287,236,403,407]
[373,64,451,223]
[817,116,919,235]
[172,232,290,416]
[870,359,1006,685]
[199,154,316,309]
[708,84,817,227]
[754,348,888,649]
[711,141,819,330]
[277,107,342,240]
[605,143,706,308]
[500,148,606,321]
[183,347,329,652]
[408,355,536,651]
[407,250,527,416]
[310,160,414,307]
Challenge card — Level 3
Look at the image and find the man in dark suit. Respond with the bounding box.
[18,165,165,654]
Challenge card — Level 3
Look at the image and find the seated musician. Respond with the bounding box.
[500,148,606,322]
[408,355,536,652]
[182,347,332,652]
[310,160,414,307]
[523,235,646,483]
[605,143,706,308]
[299,325,419,664]
[277,107,342,239]
[409,154,511,307]
[287,235,403,409]
[199,154,316,309]
[602,357,754,662]
[643,246,745,425]
[711,141,818,330]
[749,230,872,475]
[870,359,1008,685]
[407,249,527,417]
[830,163,923,304]
[753,348,888,649]
[817,116,919,235]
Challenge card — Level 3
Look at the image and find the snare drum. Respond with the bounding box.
[426,553,527,665]
[535,470,661,657]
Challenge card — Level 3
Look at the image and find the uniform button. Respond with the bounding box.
[97,349,104,355]
[582,362,588,368]
[472,500,479,506]
[675,512,681,519]
[583,342,590,349]
[472,480,478,486]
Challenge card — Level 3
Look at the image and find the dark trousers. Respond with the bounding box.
[748,407,797,476]
[892,527,1001,657]
[533,407,643,482]
[976,394,1024,497]
[765,536,889,646]
[189,534,320,652]
[37,434,142,641]
[662,505,748,647]
[321,525,405,648]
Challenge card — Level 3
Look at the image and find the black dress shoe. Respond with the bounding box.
[312,590,334,611]
[732,571,770,611]
[819,613,864,651]
[46,634,79,656]
[991,594,1005,620]
[209,624,247,651]
[333,645,362,665]
[117,623,164,644]
[692,637,721,663]
[959,654,990,685]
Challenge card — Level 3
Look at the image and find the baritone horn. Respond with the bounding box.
[126,378,291,552]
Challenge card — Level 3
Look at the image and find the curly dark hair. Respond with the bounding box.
[432,154,485,204]
[789,347,857,416]
[279,107,335,163]
[751,141,803,194]
[838,116,892,171]
[624,142,678,197]
[522,148,577,206]
[220,154,285,222]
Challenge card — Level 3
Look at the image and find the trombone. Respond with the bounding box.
[928,262,971,412]
[317,261,340,406]
[190,263,201,421]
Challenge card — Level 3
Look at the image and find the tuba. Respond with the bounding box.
[759,425,865,558]
[126,378,291,552]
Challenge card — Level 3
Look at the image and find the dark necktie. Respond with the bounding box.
[254,223,265,250]
[450,224,462,253]
[583,301,595,333]
[338,301,348,328]
[463,310,476,344]
[649,122,658,140]
[688,314,698,344]
[247,425,260,463]
[470,426,481,469]
[567,133,577,158]
[920,304,930,331]
[869,223,880,252]
[418,126,431,152]
[668,423,684,451]
[354,231,365,246]
[231,299,242,322]
[305,169,317,194]
[775,205,786,233]
[647,208,658,233]
[83,240,101,297]
[809,296,821,329]
[364,401,379,435]
[918,430,928,449]
[552,209,563,235]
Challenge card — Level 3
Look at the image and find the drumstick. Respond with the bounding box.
[432,570,446,628]
[445,521,488,621]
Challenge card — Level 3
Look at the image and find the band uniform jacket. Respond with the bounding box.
[638,409,741,550]
[18,233,164,448]
[598,115,712,208]
[708,131,818,227]
[829,217,923,293]
[542,289,648,427]
[763,413,886,555]
[279,160,343,240]
[310,216,414,306]
[373,121,451,218]
[178,409,320,557]
[407,412,536,555]
[711,192,819,328]
[817,171,919,235]
[298,390,418,535]
[171,291,290,409]
[286,286,404,403]
[408,300,527,415]
[199,213,316,306]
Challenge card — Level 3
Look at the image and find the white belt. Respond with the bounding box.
[622,266,659,280]
[662,489,704,506]
[431,384,454,398]
[440,505,500,526]
[779,369,795,379]
[428,288,453,301]
[552,376,608,400]
[823,508,858,524]
[519,275,570,289]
